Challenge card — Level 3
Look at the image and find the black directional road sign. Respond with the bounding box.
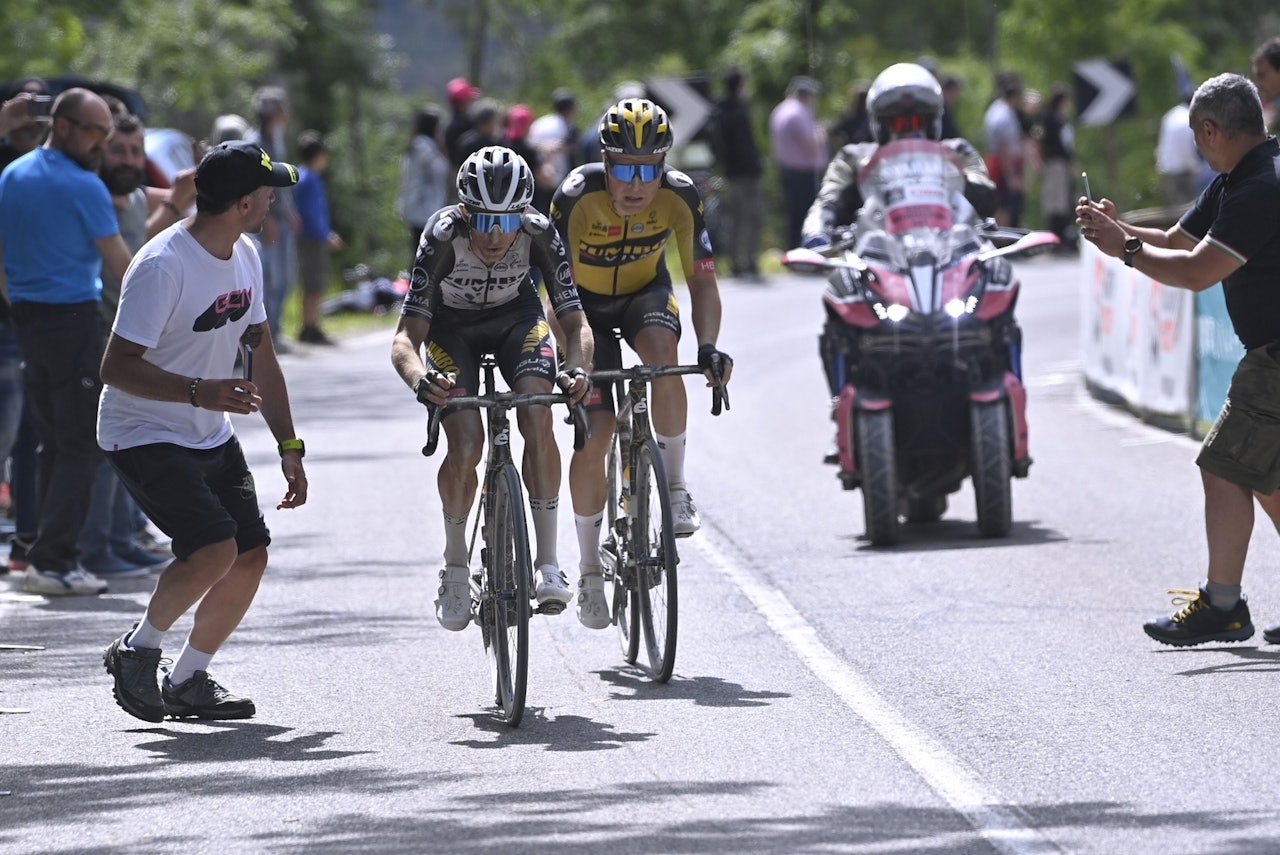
[1074,58,1137,126]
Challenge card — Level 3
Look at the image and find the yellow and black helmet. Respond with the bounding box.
[598,98,674,156]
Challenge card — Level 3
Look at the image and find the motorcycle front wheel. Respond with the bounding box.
[970,400,1013,538]
[856,408,900,546]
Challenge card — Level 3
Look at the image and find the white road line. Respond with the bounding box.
[693,534,1065,855]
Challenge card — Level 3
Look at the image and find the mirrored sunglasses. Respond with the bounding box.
[607,162,663,183]
[468,212,523,233]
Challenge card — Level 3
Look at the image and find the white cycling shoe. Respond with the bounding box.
[577,572,610,630]
[670,488,701,538]
[435,564,472,631]
[535,564,572,607]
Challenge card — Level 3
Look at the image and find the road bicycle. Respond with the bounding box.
[590,357,727,683]
[423,356,586,726]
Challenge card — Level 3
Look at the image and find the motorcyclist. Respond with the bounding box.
[801,62,999,463]
[800,62,997,251]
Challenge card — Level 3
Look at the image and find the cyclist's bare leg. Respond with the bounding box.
[439,410,485,521]
[569,410,617,516]
[633,326,687,439]
[512,376,559,500]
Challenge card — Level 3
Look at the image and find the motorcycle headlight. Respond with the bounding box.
[944,296,978,318]
[873,302,911,322]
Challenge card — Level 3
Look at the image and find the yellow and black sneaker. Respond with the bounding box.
[1143,588,1255,647]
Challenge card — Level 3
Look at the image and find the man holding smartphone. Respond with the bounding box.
[1078,72,1280,647]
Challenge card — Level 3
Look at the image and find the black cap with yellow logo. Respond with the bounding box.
[195,141,298,206]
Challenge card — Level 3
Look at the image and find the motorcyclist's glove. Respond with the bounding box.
[802,234,832,251]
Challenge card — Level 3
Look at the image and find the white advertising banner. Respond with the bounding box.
[1078,241,1195,418]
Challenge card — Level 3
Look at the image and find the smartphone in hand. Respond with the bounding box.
[1081,171,1093,204]
[26,95,52,119]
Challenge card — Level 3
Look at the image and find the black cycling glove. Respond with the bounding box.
[697,343,732,380]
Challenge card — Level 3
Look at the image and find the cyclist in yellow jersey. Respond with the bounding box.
[550,98,732,629]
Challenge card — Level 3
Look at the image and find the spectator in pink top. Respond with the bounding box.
[769,75,827,249]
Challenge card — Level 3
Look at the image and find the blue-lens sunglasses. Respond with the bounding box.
[607,162,663,183]
[468,211,523,233]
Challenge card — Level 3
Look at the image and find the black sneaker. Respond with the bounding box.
[162,670,256,720]
[1143,588,1255,647]
[1263,624,1280,644]
[102,629,165,722]
[297,325,336,346]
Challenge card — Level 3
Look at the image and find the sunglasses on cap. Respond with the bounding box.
[467,211,523,233]
[607,162,663,183]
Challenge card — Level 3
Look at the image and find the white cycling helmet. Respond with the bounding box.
[456,146,535,212]
[867,62,945,144]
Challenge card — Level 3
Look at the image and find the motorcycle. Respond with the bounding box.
[782,139,1058,545]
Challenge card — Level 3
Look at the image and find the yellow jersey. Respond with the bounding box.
[550,162,716,296]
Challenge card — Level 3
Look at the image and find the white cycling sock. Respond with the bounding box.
[575,510,604,570]
[127,615,166,650]
[654,432,687,490]
[168,640,214,686]
[442,510,468,568]
[529,497,558,569]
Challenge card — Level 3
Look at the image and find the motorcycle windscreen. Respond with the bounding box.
[858,139,965,237]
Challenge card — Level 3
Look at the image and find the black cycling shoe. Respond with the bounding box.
[162,671,256,720]
[103,629,164,723]
[1143,588,1255,647]
[1263,623,1280,644]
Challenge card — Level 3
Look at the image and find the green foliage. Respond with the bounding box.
[5,0,1280,257]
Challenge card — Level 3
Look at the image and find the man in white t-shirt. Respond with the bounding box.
[1156,95,1203,209]
[100,140,308,723]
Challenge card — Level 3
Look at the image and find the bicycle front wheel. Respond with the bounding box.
[606,432,639,664]
[634,439,678,682]
[487,464,531,726]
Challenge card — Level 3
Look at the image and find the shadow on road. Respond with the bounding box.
[842,518,1068,553]
[450,709,655,751]
[592,669,790,708]
[127,721,376,763]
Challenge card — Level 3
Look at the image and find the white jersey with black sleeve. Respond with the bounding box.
[400,206,583,322]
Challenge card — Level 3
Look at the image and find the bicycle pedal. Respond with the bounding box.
[536,601,566,616]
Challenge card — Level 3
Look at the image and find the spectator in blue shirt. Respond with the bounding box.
[294,130,344,346]
[0,88,135,596]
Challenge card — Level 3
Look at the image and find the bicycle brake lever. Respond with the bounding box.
[570,402,590,451]
[422,403,443,456]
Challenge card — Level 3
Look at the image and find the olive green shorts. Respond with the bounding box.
[1197,342,1280,493]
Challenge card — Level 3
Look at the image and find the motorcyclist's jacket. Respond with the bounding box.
[801,138,997,246]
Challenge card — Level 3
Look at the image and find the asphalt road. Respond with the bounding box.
[3,256,1280,854]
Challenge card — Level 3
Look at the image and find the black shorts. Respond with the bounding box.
[425,292,557,413]
[105,437,270,561]
[579,276,682,412]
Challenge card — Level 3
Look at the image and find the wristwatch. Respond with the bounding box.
[1123,237,1143,267]
[278,438,305,458]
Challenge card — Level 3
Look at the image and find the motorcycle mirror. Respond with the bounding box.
[782,247,868,275]
[976,231,1060,263]
[780,248,835,276]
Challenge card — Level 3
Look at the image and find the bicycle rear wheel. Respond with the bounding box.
[634,439,678,682]
[487,465,531,726]
[606,433,640,664]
